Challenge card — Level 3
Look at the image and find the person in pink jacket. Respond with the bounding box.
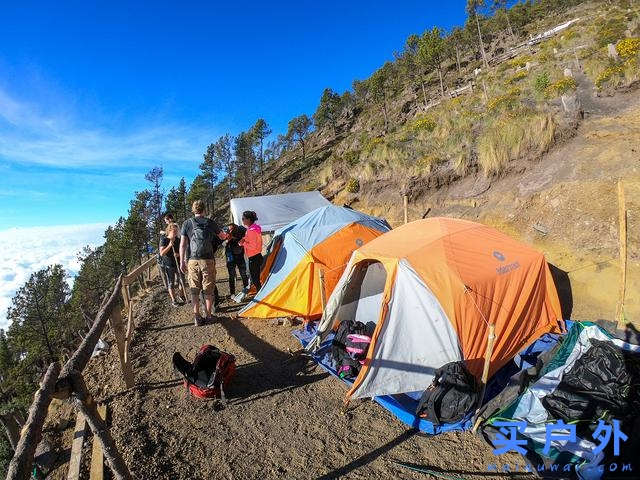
[239,210,263,292]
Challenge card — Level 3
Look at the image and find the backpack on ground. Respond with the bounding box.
[190,218,214,258]
[416,361,478,425]
[331,320,373,379]
[172,345,236,400]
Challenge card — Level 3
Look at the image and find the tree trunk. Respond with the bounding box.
[506,11,514,38]
[475,13,489,68]
[438,67,445,98]
[0,411,21,450]
[455,45,461,74]
[259,141,265,195]
[420,80,428,107]
[300,140,306,163]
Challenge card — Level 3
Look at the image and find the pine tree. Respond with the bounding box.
[250,119,272,194]
[6,265,74,362]
[144,166,164,246]
[467,0,489,68]
[200,144,221,216]
[313,88,342,135]
[418,27,447,98]
[287,114,312,163]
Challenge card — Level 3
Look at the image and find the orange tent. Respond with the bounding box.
[239,205,390,319]
[310,217,562,400]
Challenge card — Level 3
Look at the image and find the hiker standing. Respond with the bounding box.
[159,222,183,306]
[179,200,228,326]
[239,210,263,293]
[225,223,248,296]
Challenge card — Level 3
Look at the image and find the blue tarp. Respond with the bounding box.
[293,321,571,435]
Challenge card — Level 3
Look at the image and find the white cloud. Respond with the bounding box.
[0,223,109,330]
[0,85,215,168]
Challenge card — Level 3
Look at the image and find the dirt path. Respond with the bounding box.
[52,264,529,480]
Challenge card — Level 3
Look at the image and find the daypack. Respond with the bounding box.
[416,361,478,425]
[331,320,372,379]
[189,218,215,259]
[173,345,236,400]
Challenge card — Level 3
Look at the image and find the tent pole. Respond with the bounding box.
[472,323,496,433]
[319,269,327,311]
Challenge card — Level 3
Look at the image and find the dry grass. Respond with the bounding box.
[477,113,556,176]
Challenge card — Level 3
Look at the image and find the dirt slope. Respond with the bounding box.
[44,267,529,480]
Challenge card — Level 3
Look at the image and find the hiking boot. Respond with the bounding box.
[171,300,179,307]
[194,315,204,327]
[206,315,216,325]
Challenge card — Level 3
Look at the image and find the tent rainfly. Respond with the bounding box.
[308,217,563,400]
[229,191,330,232]
[239,205,391,320]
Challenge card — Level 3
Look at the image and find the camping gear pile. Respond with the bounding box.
[480,322,640,479]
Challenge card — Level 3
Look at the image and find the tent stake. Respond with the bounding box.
[472,323,496,433]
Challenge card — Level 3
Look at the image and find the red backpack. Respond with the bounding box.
[173,345,236,400]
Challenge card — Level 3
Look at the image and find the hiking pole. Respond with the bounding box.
[173,246,189,303]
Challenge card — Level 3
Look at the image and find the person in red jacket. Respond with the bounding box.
[239,210,263,292]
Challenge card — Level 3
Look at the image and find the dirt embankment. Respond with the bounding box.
[358,87,640,326]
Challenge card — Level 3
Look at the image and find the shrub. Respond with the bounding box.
[488,87,521,112]
[363,136,385,155]
[534,72,551,93]
[597,18,626,47]
[345,178,360,193]
[508,55,533,69]
[506,70,528,84]
[616,38,640,59]
[596,63,625,88]
[563,29,578,42]
[410,115,437,133]
[545,77,578,97]
[343,150,360,166]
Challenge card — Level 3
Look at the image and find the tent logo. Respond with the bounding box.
[355,238,364,247]
[493,251,506,262]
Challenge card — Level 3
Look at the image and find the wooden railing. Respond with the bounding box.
[6,254,163,480]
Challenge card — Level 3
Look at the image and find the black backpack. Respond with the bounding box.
[416,361,478,425]
[190,218,214,258]
[331,320,372,379]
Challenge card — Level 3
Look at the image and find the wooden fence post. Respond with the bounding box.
[69,371,132,480]
[403,194,408,225]
[617,180,627,323]
[6,363,60,480]
[472,323,496,433]
[108,307,134,389]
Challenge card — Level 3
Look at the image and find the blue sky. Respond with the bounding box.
[0,1,468,229]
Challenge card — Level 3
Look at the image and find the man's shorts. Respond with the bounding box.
[187,259,216,295]
[164,265,178,288]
